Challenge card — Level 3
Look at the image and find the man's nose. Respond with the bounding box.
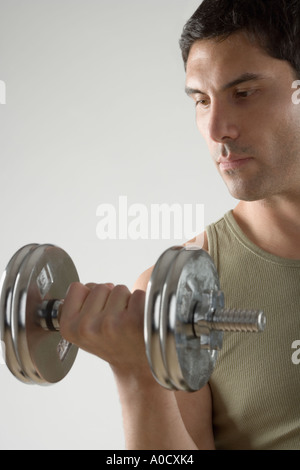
[207,100,240,144]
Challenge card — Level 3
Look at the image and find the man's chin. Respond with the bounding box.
[225,181,264,202]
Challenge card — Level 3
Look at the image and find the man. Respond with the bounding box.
[60,0,300,449]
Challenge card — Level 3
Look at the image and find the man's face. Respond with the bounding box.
[185,32,300,202]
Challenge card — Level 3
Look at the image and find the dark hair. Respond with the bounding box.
[179,0,300,77]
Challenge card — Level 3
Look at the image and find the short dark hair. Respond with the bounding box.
[179,0,300,77]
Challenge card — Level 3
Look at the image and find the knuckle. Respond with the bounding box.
[113,284,130,295]
[65,281,82,296]
[128,289,145,316]
[85,282,97,289]
[131,288,146,304]
[64,282,90,307]
[93,283,113,298]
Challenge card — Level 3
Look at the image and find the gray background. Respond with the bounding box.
[0,0,235,449]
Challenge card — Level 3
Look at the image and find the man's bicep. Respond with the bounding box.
[175,384,215,450]
[177,232,215,448]
[132,236,214,449]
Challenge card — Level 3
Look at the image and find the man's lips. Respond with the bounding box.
[217,155,254,171]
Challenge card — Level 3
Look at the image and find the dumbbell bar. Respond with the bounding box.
[0,244,266,391]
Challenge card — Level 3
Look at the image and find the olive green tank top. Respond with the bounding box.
[206,211,300,450]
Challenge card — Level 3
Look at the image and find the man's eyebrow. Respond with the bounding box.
[185,86,204,96]
[185,73,266,96]
[222,72,265,91]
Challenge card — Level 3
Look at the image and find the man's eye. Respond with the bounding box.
[235,89,256,99]
[195,99,210,108]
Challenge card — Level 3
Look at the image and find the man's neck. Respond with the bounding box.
[233,198,300,260]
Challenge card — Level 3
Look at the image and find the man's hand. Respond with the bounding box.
[59,282,152,383]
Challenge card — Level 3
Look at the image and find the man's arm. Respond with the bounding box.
[59,234,215,449]
[127,232,215,450]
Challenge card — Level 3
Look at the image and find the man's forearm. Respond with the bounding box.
[114,374,199,450]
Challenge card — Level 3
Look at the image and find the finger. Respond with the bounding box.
[127,289,146,328]
[80,283,113,317]
[63,282,91,317]
[127,289,146,314]
[85,282,115,290]
[104,282,115,290]
[104,284,131,313]
[85,282,98,290]
[60,282,91,337]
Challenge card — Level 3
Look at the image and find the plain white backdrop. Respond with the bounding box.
[0,0,236,449]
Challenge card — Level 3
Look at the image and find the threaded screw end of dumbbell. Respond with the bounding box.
[212,308,266,333]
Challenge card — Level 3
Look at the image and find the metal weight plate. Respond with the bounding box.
[0,244,39,383]
[160,247,222,392]
[144,246,183,389]
[11,244,80,384]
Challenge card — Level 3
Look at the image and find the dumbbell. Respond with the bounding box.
[0,243,266,391]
